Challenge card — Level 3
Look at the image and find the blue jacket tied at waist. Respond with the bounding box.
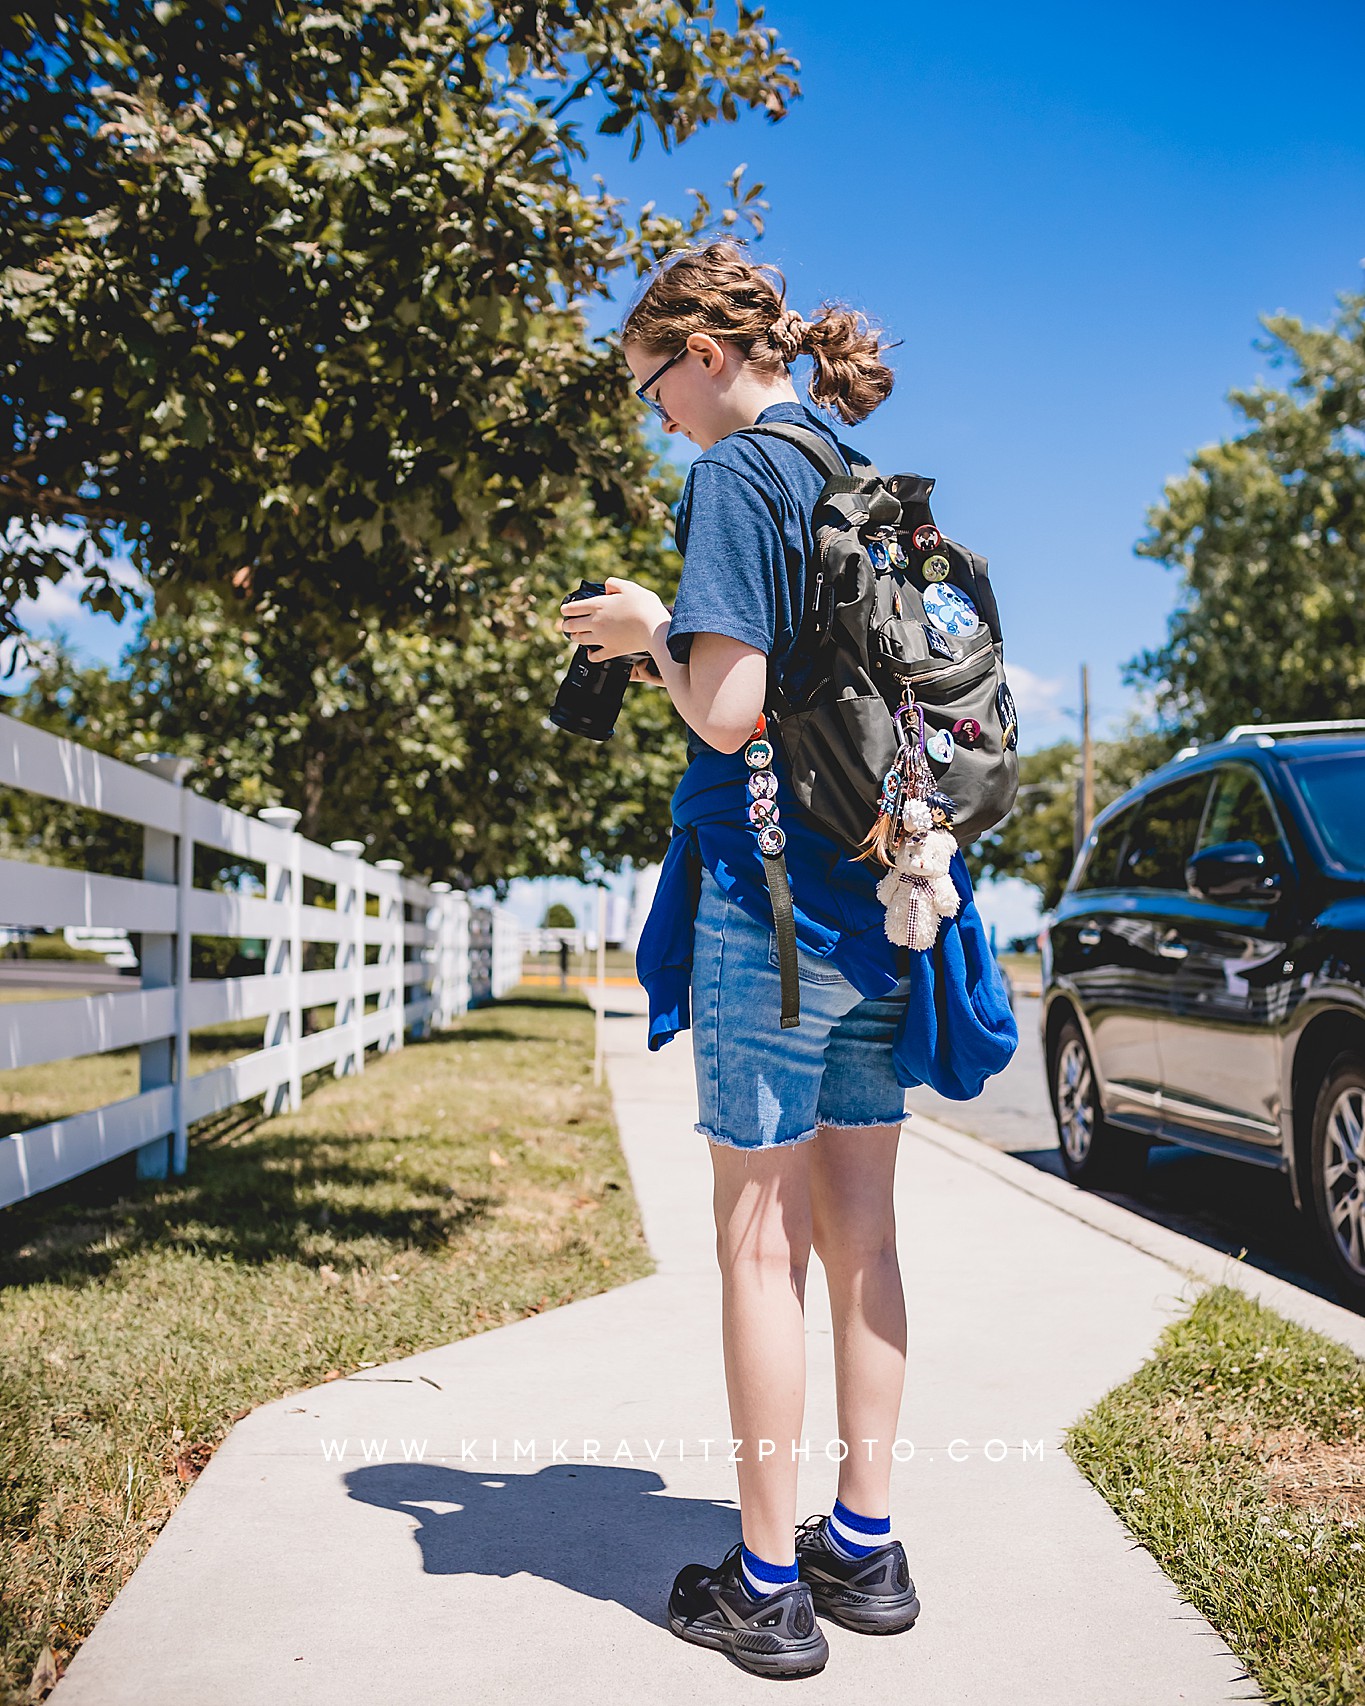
[635,749,1018,1100]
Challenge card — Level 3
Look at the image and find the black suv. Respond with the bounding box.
[1040,722,1365,1310]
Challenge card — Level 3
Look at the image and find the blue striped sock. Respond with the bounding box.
[825,1498,892,1560]
[739,1544,799,1601]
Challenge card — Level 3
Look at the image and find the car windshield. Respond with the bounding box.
[1286,751,1365,873]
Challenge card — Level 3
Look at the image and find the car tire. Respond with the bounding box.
[1306,1051,1365,1313]
[1049,1016,1150,1189]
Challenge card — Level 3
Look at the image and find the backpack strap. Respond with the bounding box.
[729,421,880,1032]
[736,420,881,488]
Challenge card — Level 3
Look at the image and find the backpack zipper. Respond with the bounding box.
[890,642,994,689]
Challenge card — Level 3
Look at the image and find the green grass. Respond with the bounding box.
[523,947,639,979]
[0,988,653,1702]
[1065,1284,1365,1706]
[1,940,112,964]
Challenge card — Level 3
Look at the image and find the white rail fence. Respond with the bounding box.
[0,717,523,1209]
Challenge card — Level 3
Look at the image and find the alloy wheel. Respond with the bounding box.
[1056,1036,1095,1166]
[1324,1084,1365,1277]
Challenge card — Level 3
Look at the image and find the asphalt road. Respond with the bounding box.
[905,995,1341,1308]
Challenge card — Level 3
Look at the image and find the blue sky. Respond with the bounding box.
[7,0,1363,936]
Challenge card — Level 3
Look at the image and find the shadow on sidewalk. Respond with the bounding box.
[345,1461,739,1622]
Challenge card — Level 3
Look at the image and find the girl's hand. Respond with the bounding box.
[559,576,669,662]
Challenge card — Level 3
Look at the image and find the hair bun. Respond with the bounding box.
[767,307,810,363]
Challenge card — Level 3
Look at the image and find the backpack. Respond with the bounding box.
[735,421,1020,1025]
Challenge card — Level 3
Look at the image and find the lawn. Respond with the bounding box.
[0,987,653,1703]
[1065,1284,1365,1706]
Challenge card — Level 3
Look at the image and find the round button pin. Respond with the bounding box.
[744,738,774,769]
[757,824,787,856]
[748,770,778,800]
[913,524,942,553]
[923,582,980,637]
[749,798,779,826]
[952,717,983,745]
[922,554,951,583]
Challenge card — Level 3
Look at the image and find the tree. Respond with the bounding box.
[968,725,1181,910]
[541,903,576,929]
[1128,289,1365,738]
[2,478,690,889]
[1,0,796,642]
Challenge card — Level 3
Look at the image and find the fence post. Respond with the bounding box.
[132,753,195,1180]
[259,806,302,1113]
[330,840,366,1076]
[375,858,404,1053]
[427,881,450,1033]
[452,891,471,1018]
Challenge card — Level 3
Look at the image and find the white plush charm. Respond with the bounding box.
[902,796,933,834]
[876,826,961,950]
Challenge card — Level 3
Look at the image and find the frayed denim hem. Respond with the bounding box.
[813,1112,907,1131]
[695,1122,818,1151]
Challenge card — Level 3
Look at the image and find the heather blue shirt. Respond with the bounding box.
[668,400,860,757]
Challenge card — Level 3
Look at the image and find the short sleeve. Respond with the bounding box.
[666,461,784,665]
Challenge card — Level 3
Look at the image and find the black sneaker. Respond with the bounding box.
[667,1540,830,1678]
[794,1513,921,1635]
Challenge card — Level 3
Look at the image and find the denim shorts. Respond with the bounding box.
[689,864,913,1150]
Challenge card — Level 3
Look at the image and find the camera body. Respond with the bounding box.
[549,580,635,741]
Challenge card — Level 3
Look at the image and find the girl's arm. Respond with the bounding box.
[642,629,766,754]
[560,578,766,754]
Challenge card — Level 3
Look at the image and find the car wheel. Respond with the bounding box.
[1049,1017,1149,1188]
[1307,1051,1365,1312]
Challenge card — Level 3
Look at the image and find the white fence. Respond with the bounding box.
[0,717,522,1208]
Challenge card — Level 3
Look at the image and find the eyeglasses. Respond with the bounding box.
[634,347,689,423]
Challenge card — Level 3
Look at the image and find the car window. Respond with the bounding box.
[1286,751,1365,873]
[1119,776,1211,891]
[1198,766,1285,858]
[1074,802,1136,892]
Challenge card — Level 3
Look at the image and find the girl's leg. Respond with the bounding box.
[808,1122,906,1518]
[709,1137,815,1566]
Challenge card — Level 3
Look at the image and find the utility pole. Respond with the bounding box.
[1074,662,1094,861]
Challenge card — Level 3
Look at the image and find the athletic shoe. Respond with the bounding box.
[794,1513,921,1635]
[667,1540,830,1678]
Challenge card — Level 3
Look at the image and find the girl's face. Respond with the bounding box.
[623,333,744,451]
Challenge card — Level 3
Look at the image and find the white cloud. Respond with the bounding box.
[1006,661,1064,717]
[1004,660,1073,749]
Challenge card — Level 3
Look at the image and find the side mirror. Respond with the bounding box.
[1186,840,1283,902]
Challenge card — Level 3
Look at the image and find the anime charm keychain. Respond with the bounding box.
[857,688,962,951]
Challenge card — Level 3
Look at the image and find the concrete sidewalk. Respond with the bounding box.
[53,987,1285,1705]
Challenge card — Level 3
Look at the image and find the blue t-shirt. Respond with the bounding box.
[668,400,858,758]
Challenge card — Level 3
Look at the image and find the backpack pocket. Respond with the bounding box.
[901,643,1019,845]
[773,689,899,855]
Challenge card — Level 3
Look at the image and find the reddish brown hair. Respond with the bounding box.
[621,239,895,426]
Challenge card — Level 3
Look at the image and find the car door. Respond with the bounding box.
[1154,764,1294,1154]
[1052,797,1163,1133]
[1099,773,1215,1130]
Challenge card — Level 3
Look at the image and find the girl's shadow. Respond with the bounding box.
[345,1461,740,1621]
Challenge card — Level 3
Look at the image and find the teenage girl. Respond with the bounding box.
[559,240,926,1680]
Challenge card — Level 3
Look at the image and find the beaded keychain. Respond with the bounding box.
[856,688,962,951]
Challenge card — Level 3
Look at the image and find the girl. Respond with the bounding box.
[560,240,992,1679]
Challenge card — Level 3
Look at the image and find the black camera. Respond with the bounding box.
[549,580,636,741]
